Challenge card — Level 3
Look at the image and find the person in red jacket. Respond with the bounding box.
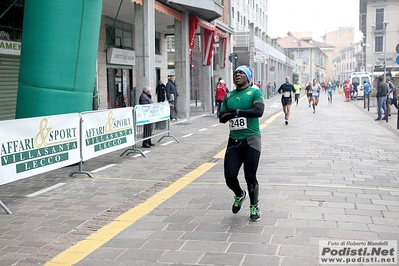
[215,80,227,118]
[343,80,352,102]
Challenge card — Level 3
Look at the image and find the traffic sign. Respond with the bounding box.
[229,53,238,63]
[396,44,399,65]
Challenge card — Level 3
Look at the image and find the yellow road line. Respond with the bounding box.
[214,148,226,159]
[46,105,285,265]
[45,163,216,266]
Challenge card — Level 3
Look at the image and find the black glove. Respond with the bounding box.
[219,108,238,124]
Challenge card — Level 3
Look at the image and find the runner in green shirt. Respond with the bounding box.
[219,65,264,222]
[293,81,302,106]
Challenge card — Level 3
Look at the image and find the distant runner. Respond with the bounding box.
[278,76,295,125]
[305,81,312,107]
[293,81,301,106]
[311,79,321,113]
[327,81,333,104]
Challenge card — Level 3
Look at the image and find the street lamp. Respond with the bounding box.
[371,24,376,77]
[361,42,369,72]
[383,21,389,81]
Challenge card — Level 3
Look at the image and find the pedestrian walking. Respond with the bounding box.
[219,65,265,222]
[351,79,359,100]
[278,76,295,124]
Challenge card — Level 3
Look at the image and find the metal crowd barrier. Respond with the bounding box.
[120,102,179,157]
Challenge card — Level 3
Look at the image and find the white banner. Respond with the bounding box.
[135,102,170,125]
[0,113,81,185]
[81,107,134,161]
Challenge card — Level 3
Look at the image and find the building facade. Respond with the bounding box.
[360,0,399,84]
[0,0,232,120]
[275,35,329,85]
[322,27,357,82]
[231,0,294,97]
[0,0,23,120]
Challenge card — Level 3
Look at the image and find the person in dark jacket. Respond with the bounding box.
[166,75,178,120]
[156,80,166,102]
[139,86,154,148]
[375,76,389,121]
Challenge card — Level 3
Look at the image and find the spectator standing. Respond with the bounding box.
[375,76,389,121]
[343,80,352,102]
[386,77,397,117]
[215,80,227,118]
[139,86,154,148]
[363,80,371,109]
[166,75,178,121]
[156,80,166,102]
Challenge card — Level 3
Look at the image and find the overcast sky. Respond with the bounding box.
[268,0,360,40]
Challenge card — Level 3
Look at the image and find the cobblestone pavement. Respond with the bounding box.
[1,91,398,266]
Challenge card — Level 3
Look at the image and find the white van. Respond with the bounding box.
[349,72,372,98]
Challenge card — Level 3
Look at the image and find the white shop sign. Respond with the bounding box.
[107,48,135,65]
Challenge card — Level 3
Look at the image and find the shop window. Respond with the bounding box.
[375,36,383,52]
[167,35,175,52]
[105,16,133,49]
[155,31,161,55]
[375,8,384,31]
[0,0,24,41]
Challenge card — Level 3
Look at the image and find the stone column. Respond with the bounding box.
[221,34,233,91]
[249,23,255,72]
[174,12,190,118]
[134,0,156,102]
[159,33,168,89]
[199,28,213,112]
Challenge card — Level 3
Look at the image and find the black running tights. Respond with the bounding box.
[224,137,260,205]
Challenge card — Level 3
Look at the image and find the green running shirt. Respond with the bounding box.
[221,87,264,140]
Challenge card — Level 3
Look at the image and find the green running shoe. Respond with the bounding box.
[232,190,246,214]
[249,204,261,222]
